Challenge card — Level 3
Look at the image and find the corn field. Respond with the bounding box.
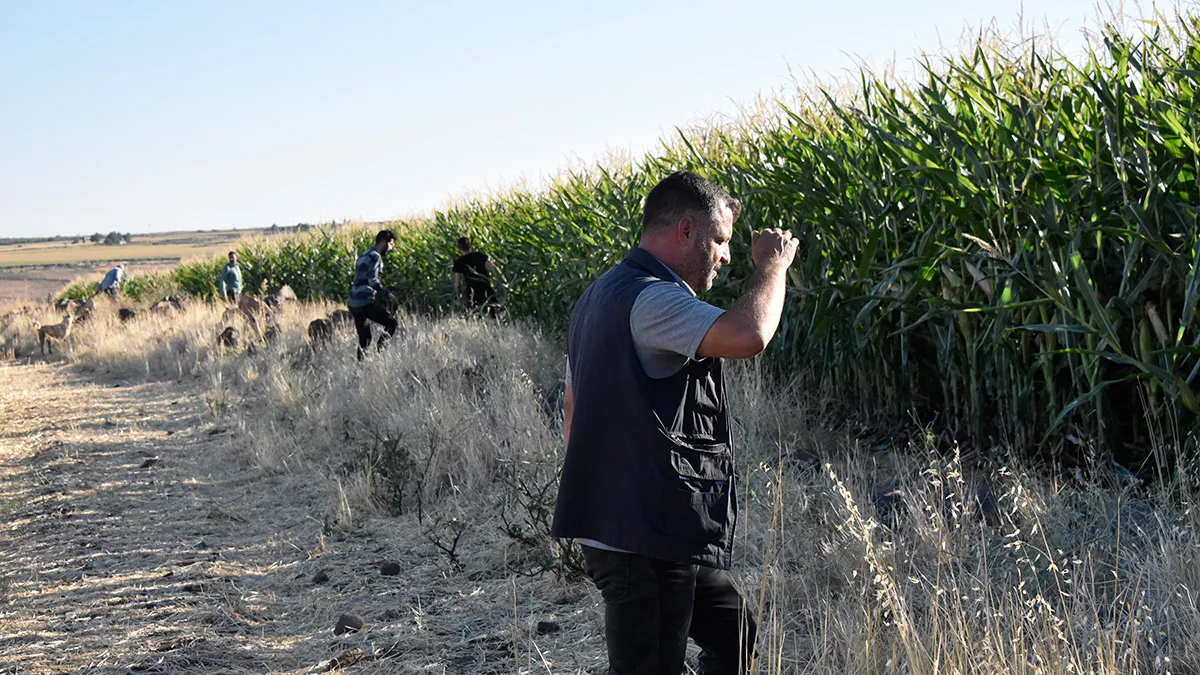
[60,13,1200,472]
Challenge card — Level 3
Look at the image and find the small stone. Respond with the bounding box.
[140,457,159,469]
[536,620,560,635]
[313,569,331,584]
[379,561,402,576]
[333,613,365,635]
[194,541,209,550]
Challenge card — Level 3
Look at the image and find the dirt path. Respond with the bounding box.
[0,362,603,675]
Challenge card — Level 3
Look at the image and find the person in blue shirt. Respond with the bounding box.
[347,230,399,360]
[219,251,243,303]
[95,264,125,300]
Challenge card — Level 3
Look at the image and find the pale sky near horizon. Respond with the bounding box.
[1,0,1130,238]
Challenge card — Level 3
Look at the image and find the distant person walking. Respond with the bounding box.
[219,251,243,303]
[452,236,506,309]
[552,171,798,675]
[348,230,399,361]
[95,264,125,301]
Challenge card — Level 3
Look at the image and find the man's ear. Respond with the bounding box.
[677,216,696,244]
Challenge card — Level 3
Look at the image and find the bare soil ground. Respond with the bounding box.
[0,361,604,674]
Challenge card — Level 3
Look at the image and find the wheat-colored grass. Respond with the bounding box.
[2,299,1198,673]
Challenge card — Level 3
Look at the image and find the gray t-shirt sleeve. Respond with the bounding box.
[630,281,725,379]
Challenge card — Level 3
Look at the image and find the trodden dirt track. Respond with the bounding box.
[0,361,603,674]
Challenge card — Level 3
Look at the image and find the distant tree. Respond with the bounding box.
[104,231,122,245]
[298,224,311,232]
[124,232,132,243]
[90,233,103,243]
[270,223,278,232]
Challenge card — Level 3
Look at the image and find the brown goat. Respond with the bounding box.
[36,314,75,354]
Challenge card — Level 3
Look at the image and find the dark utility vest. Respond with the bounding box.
[551,248,736,569]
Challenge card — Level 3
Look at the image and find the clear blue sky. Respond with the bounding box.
[1,0,1115,238]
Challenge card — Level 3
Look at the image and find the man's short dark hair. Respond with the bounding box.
[375,229,397,246]
[641,171,741,235]
[457,236,470,251]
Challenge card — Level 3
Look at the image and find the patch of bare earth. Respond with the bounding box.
[0,362,604,674]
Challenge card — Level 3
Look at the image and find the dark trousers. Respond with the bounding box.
[582,547,757,675]
[349,303,397,361]
[465,283,494,308]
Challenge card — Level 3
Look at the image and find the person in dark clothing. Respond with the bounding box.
[552,171,799,675]
[347,230,399,361]
[452,237,506,309]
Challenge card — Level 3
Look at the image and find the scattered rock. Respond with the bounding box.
[333,613,365,635]
[194,541,209,550]
[313,569,331,584]
[182,583,204,593]
[536,620,561,635]
[380,561,402,577]
[140,457,159,469]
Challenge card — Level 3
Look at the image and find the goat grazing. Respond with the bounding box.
[307,318,334,345]
[36,314,75,354]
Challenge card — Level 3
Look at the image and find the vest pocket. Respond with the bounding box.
[656,438,732,543]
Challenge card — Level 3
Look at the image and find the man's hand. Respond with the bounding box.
[696,226,799,360]
[750,227,799,270]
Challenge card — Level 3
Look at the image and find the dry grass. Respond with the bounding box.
[2,300,1199,673]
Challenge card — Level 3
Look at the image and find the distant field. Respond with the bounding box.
[0,229,279,268]
[0,227,307,305]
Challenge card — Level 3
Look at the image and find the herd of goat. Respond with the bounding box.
[4,284,357,356]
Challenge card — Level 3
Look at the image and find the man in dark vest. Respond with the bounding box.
[552,170,798,674]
